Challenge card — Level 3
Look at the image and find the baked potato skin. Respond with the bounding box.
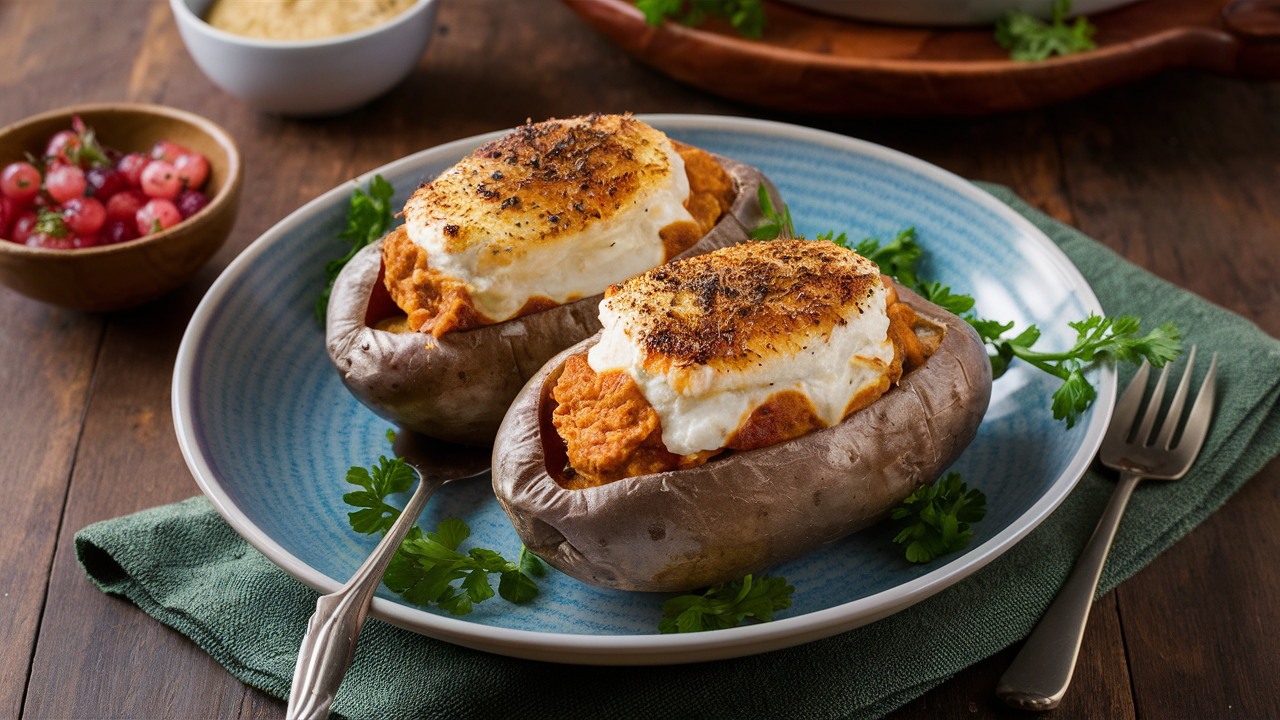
[326,154,778,447]
[491,287,993,592]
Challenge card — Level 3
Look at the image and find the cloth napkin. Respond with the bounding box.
[76,184,1280,720]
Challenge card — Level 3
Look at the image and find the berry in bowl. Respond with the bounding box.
[0,103,241,312]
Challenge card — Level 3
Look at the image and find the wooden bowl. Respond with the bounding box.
[0,103,242,312]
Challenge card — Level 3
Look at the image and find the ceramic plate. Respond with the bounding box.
[173,115,1114,665]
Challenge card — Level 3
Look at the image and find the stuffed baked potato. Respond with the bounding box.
[326,115,777,446]
[492,240,992,592]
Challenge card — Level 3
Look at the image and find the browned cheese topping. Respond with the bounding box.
[602,239,882,375]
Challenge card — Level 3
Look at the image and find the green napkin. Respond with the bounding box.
[77,184,1280,720]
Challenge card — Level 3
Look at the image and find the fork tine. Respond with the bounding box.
[1172,352,1218,462]
[1110,359,1150,440]
[1155,346,1198,450]
[1135,359,1172,446]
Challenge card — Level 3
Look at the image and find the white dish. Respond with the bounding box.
[170,0,438,116]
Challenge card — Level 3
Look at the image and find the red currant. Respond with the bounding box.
[102,218,139,245]
[106,190,147,221]
[11,211,39,244]
[140,160,181,200]
[150,140,191,164]
[136,199,181,236]
[46,163,88,203]
[46,130,81,165]
[1,162,41,202]
[176,189,208,219]
[117,153,149,187]
[174,153,209,190]
[86,166,127,200]
[63,197,107,236]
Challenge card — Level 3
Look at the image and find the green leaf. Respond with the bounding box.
[432,517,471,550]
[916,281,975,316]
[750,182,794,240]
[995,0,1096,62]
[461,567,496,603]
[637,0,766,38]
[853,228,922,288]
[891,473,987,563]
[498,570,540,603]
[518,546,546,577]
[658,574,794,633]
[316,175,397,324]
[34,208,69,239]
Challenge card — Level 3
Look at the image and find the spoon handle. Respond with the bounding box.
[286,470,444,720]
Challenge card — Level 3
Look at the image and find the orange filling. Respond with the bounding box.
[380,142,734,338]
[549,278,934,489]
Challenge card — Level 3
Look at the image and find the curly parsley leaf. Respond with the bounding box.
[852,228,923,289]
[342,437,543,615]
[995,0,1096,62]
[343,455,416,535]
[749,183,794,240]
[891,473,987,563]
[315,174,396,324]
[637,0,766,39]
[658,574,794,633]
[986,314,1182,427]
[916,281,976,316]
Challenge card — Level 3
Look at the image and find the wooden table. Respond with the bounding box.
[2,1,1278,718]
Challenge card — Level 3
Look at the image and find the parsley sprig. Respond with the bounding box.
[637,0,766,39]
[765,195,1182,429]
[315,174,396,324]
[995,0,1096,62]
[659,574,794,633]
[342,434,544,615]
[891,473,987,563]
[749,183,794,240]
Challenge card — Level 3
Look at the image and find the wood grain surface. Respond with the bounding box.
[0,1,1277,719]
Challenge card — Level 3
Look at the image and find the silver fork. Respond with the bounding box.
[996,346,1218,711]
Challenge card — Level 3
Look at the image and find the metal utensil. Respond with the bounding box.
[996,347,1218,711]
[285,431,491,720]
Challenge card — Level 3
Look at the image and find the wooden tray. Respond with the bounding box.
[562,0,1280,115]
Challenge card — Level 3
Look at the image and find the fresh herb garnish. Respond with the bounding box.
[995,0,1096,62]
[659,573,794,633]
[315,174,395,324]
[637,0,766,38]
[891,472,987,563]
[754,184,1182,430]
[749,183,794,240]
[65,115,112,169]
[342,434,544,615]
[34,208,69,239]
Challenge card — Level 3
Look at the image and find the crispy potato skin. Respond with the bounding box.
[491,287,993,591]
[326,153,777,446]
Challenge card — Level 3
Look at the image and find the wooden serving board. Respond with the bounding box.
[562,0,1280,115]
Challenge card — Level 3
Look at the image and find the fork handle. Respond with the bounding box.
[286,471,444,720]
[996,470,1142,711]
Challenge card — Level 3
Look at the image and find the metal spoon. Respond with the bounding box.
[285,431,491,720]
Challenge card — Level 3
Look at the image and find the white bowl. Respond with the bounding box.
[783,0,1141,26]
[170,0,438,116]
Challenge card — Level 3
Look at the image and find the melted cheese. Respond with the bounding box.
[402,116,696,323]
[587,241,895,456]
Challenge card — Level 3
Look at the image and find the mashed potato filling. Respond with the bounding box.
[588,285,894,456]
[399,116,699,327]
[551,241,935,489]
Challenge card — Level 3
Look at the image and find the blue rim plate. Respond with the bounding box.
[173,115,1115,665]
